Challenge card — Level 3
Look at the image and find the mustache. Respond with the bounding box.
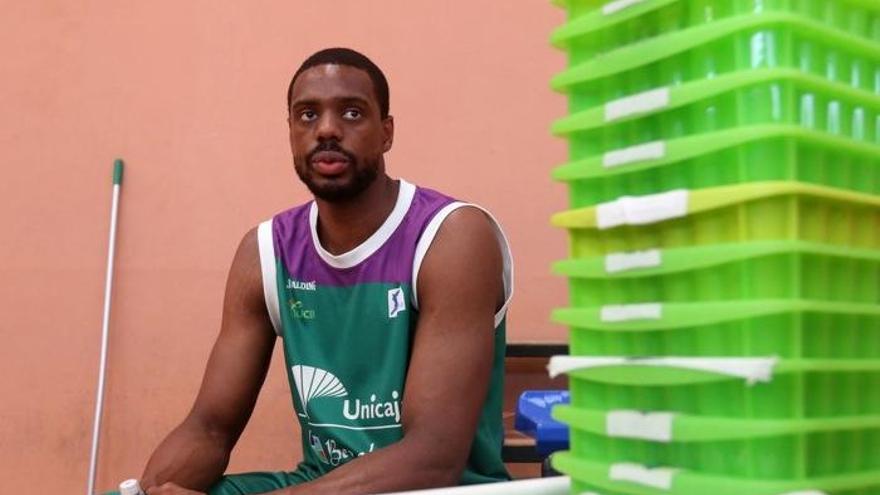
[307,140,357,164]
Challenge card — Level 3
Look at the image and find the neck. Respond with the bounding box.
[314,174,399,255]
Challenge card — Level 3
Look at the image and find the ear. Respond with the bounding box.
[382,115,394,153]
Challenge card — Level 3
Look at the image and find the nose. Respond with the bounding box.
[315,113,342,141]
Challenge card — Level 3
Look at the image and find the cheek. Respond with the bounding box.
[357,131,387,153]
[289,139,308,165]
[289,132,309,154]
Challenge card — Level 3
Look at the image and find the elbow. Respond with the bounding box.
[184,411,238,452]
[437,466,466,488]
[428,460,465,488]
[405,439,468,488]
[417,462,465,489]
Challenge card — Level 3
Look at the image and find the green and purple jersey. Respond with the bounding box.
[256,179,513,485]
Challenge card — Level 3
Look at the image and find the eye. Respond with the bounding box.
[342,108,362,120]
[299,110,317,122]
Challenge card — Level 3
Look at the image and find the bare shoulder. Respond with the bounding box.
[430,205,500,254]
[235,226,260,264]
[418,205,503,310]
[226,225,266,312]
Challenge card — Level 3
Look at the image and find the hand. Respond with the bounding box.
[146,482,205,495]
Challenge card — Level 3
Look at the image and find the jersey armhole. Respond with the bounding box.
[257,220,282,336]
[411,203,514,329]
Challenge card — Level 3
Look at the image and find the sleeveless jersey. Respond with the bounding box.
[256,179,514,485]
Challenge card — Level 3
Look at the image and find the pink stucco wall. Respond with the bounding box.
[0,2,567,492]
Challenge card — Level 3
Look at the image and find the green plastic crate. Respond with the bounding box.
[551,0,624,20]
[555,300,880,358]
[565,485,877,495]
[552,0,880,63]
[567,483,870,495]
[552,12,880,112]
[555,241,880,306]
[555,405,880,479]
[551,356,880,418]
[554,124,880,208]
[553,452,880,495]
[554,68,880,162]
[552,182,880,257]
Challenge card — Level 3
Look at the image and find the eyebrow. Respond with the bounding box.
[291,95,372,109]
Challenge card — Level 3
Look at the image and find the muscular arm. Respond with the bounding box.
[141,228,277,492]
[276,206,505,495]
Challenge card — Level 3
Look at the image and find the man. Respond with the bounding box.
[134,48,513,495]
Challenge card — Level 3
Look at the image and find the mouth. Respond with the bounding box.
[310,150,351,176]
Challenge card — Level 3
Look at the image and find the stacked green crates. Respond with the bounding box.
[547,1,880,494]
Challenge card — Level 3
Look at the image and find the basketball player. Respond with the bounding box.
[131,48,513,495]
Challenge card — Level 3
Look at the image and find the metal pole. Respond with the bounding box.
[87,159,125,495]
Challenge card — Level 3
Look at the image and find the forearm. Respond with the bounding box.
[273,436,461,495]
[141,418,233,492]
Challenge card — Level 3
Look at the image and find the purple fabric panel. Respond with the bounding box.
[272,185,456,287]
[272,202,313,280]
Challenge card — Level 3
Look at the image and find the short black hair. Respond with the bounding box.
[287,48,390,118]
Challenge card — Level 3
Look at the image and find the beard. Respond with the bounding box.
[294,140,380,202]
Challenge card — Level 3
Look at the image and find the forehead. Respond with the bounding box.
[290,64,377,107]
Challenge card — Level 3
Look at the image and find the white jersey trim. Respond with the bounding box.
[257,220,282,336]
[309,179,416,269]
[411,202,514,329]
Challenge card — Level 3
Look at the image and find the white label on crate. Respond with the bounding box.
[547,356,779,384]
[548,356,620,378]
[603,141,667,168]
[596,189,689,229]
[596,201,627,230]
[602,0,648,16]
[601,303,662,322]
[609,463,678,490]
[605,249,662,273]
[607,410,675,442]
[605,87,670,122]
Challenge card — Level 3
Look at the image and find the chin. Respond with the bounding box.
[303,176,360,202]
[296,160,380,202]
